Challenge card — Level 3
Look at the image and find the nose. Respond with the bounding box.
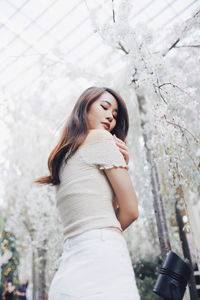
[106,116,113,123]
[106,111,113,122]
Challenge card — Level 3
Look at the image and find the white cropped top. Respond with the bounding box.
[56,132,128,240]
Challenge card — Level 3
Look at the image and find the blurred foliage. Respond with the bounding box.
[134,257,162,300]
[0,231,20,287]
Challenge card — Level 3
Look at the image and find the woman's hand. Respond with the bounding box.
[113,134,129,164]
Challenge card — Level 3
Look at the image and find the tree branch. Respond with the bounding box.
[163,9,200,56]
[163,38,180,56]
[112,0,116,23]
[116,41,129,54]
[164,115,199,143]
[175,44,200,49]
[186,151,200,173]
[158,82,196,100]
[111,1,129,54]
[153,79,168,104]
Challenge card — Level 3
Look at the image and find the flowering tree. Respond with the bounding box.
[0,2,199,299]
[89,0,200,266]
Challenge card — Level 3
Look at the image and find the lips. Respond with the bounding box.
[102,122,110,130]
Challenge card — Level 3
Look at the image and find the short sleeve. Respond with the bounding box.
[80,139,129,170]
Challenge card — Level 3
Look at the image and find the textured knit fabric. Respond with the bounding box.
[56,137,128,240]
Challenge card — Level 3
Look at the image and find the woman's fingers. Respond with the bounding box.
[113,136,128,151]
[115,140,127,150]
[113,135,127,146]
[120,148,129,164]
[113,135,129,164]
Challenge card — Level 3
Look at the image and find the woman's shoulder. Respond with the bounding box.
[82,129,113,146]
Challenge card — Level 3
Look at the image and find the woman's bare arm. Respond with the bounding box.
[105,168,139,230]
[82,129,139,230]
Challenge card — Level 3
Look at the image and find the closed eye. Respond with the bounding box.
[100,104,107,110]
[100,105,117,119]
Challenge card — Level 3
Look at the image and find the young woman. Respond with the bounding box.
[35,86,140,299]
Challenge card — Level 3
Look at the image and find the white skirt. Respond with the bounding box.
[48,228,140,300]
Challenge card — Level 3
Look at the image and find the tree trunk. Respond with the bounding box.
[37,241,47,300]
[137,93,171,259]
[32,249,37,300]
[176,199,199,299]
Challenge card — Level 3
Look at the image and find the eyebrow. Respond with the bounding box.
[101,100,118,113]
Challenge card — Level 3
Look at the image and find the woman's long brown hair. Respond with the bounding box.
[34,86,129,186]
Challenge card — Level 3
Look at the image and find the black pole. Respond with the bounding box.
[175,201,199,299]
